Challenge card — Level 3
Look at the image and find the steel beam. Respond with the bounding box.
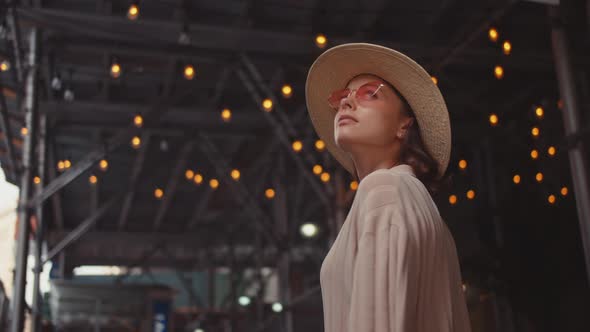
[273,152,293,332]
[186,187,214,230]
[153,141,195,230]
[31,113,46,332]
[117,133,151,230]
[550,5,590,285]
[42,192,122,265]
[46,138,64,229]
[196,133,280,249]
[236,67,330,208]
[27,68,195,208]
[6,5,24,84]
[0,84,18,180]
[430,0,517,72]
[46,229,325,266]
[11,27,40,332]
[17,7,585,71]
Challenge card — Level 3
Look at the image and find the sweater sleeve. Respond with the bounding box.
[348,203,419,332]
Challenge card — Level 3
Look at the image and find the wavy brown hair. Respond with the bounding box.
[386,80,452,196]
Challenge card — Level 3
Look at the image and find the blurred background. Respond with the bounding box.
[0,0,589,331]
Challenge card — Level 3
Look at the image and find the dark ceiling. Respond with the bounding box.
[1,0,590,328]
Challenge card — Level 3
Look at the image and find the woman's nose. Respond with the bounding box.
[339,91,356,110]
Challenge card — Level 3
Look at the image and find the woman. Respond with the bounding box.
[305,43,472,332]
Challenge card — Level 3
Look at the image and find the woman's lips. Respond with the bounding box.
[338,118,357,126]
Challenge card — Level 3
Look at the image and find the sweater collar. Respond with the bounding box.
[388,163,416,178]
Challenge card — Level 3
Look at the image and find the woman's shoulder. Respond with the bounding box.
[356,167,417,213]
[357,165,416,193]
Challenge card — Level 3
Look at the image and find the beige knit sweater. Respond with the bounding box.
[320,164,472,332]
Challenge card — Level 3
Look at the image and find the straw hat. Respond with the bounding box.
[305,43,451,179]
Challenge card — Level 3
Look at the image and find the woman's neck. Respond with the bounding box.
[353,158,400,182]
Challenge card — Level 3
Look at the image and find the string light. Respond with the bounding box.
[535,172,543,183]
[548,146,556,157]
[315,140,325,151]
[89,175,98,184]
[110,62,121,78]
[281,84,293,98]
[431,76,438,85]
[489,113,499,126]
[21,127,28,136]
[502,41,512,55]
[530,149,539,160]
[513,174,521,184]
[0,60,9,72]
[458,159,467,170]
[33,176,41,185]
[548,194,556,204]
[320,172,330,183]
[185,169,195,180]
[560,186,568,196]
[134,115,143,128]
[466,190,475,200]
[131,136,141,148]
[221,108,232,122]
[488,27,499,42]
[265,188,275,199]
[194,173,203,185]
[449,195,457,205]
[535,106,544,119]
[238,296,251,306]
[292,140,303,152]
[313,165,323,175]
[64,159,72,169]
[350,181,358,191]
[99,159,108,171]
[231,169,240,181]
[262,98,273,112]
[57,161,65,171]
[154,188,164,199]
[300,223,319,238]
[494,65,504,79]
[184,65,195,80]
[209,179,219,189]
[127,3,139,20]
[272,302,283,313]
[531,127,540,138]
[315,34,327,48]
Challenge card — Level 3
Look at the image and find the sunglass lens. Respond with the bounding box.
[328,89,350,108]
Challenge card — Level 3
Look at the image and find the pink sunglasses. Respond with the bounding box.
[327,81,385,110]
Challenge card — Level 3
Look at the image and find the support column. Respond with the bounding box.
[31,113,46,332]
[273,152,293,332]
[11,27,40,332]
[550,5,590,285]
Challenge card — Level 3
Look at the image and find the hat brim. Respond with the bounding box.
[305,43,451,179]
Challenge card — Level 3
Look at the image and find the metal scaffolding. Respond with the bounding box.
[11,27,39,332]
[549,4,590,285]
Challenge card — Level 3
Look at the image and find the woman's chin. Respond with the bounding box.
[334,133,356,151]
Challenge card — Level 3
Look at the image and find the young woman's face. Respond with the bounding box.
[333,74,410,153]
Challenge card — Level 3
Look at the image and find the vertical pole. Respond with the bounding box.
[254,230,264,325]
[31,113,46,332]
[273,152,293,332]
[482,138,504,249]
[11,27,40,332]
[550,5,590,285]
[228,234,237,332]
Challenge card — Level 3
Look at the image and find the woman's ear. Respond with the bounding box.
[397,117,414,139]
